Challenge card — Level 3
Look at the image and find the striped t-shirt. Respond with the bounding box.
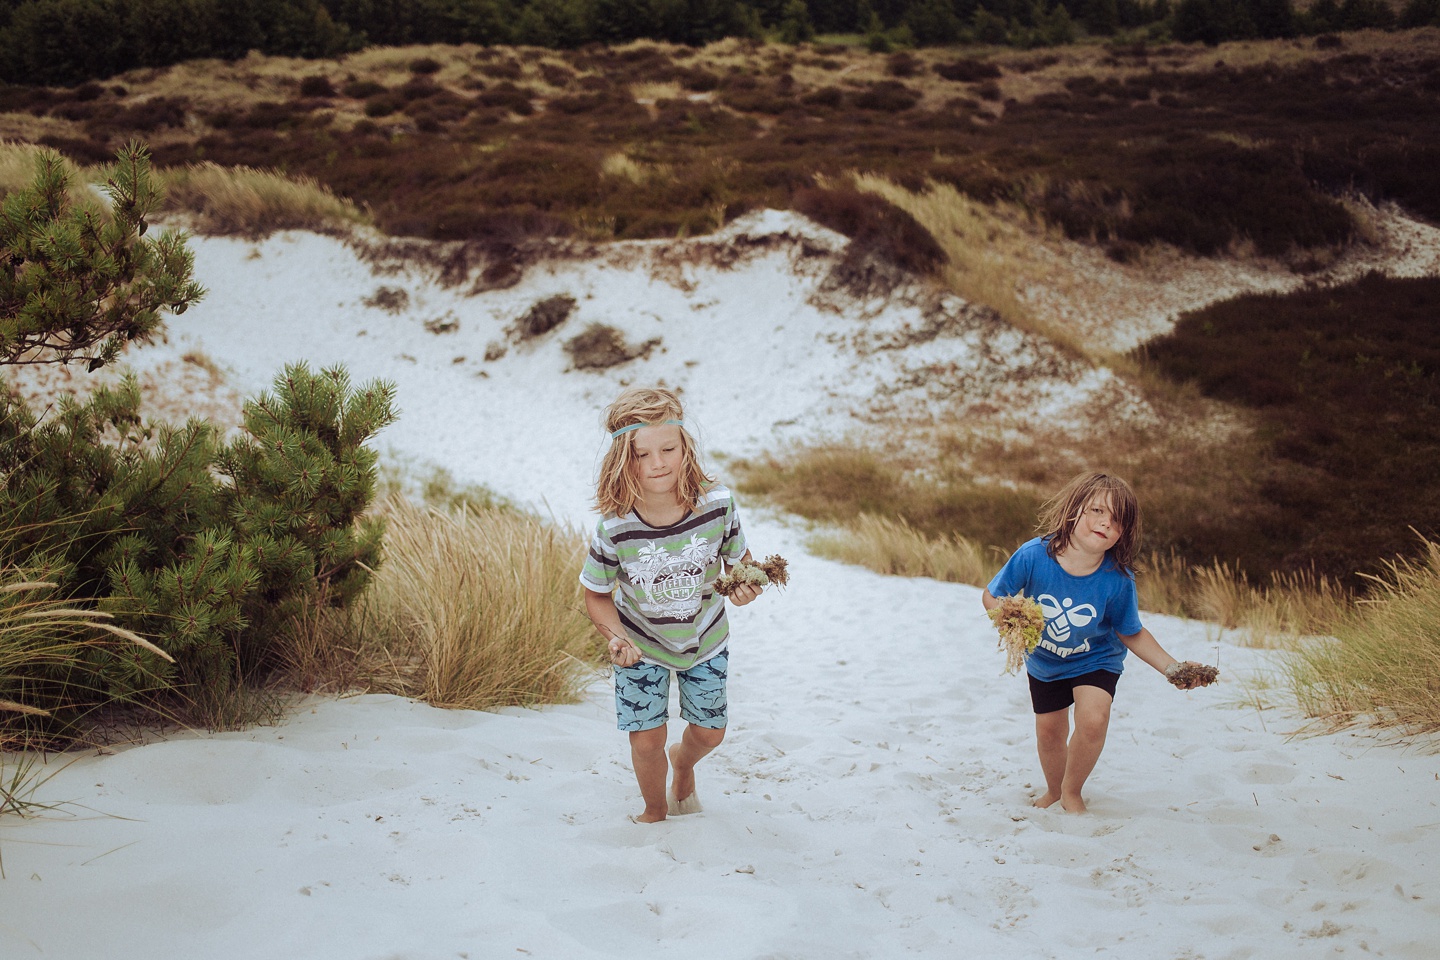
[579,484,749,670]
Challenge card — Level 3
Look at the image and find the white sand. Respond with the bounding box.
[2,216,1438,959]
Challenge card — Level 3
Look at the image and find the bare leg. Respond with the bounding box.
[1058,685,1113,814]
[1033,708,1070,809]
[669,723,725,807]
[629,726,670,823]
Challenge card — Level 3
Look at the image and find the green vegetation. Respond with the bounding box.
[0,145,397,744]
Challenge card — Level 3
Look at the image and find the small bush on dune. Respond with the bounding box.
[935,58,1002,82]
[564,323,660,369]
[514,294,577,338]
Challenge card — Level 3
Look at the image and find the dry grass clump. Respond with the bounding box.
[1287,537,1440,733]
[713,554,789,597]
[987,593,1044,675]
[275,496,602,711]
[807,514,996,588]
[156,162,371,237]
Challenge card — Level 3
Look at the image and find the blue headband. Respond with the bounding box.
[611,419,683,439]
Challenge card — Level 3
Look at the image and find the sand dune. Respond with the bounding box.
[2,216,1438,959]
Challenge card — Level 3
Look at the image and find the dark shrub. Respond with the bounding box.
[540,62,576,87]
[409,57,443,75]
[72,82,106,102]
[342,80,387,99]
[793,187,945,277]
[364,94,402,117]
[886,52,921,78]
[399,77,441,102]
[299,75,337,98]
[102,96,189,133]
[678,68,721,92]
[243,101,303,129]
[852,81,921,111]
[801,86,843,109]
[478,58,523,80]
[477,83,535,115]
[565,323,660,369]
[515,294,577,338]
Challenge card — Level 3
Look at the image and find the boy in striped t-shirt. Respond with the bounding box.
[581,387,764,823]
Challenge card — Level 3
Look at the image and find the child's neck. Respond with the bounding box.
[636,492,687,527]
[1056,543,1106,577]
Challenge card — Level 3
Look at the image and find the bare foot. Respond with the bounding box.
[630,810,667,824]
[1060,793,1087,814]
[1033,791,1060,809]
[668,743,696,805]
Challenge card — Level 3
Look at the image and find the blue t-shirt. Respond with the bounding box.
[986,537,1144,682]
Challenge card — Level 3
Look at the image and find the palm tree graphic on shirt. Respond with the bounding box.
[631,534,713,619]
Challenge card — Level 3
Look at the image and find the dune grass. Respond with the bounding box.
[156,162,372,237]
[845,173,1089,356]
[1287,538,1440,733]
[275,495,603,711]
[808,514,998,587]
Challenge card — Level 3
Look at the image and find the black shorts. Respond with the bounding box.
[1028,670,1120,714]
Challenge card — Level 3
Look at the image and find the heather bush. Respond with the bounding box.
[1139,273,1440,583]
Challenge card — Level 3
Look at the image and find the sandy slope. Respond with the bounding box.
[2,212,1439,959]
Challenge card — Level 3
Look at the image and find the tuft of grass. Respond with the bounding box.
[275,496,603,711]
[1287,537,1440,733]
[156,162,371,237]
[808,514,998,587]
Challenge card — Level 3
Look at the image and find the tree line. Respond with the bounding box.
[0,0,1436,86]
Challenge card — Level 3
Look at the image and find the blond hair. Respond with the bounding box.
[594,387,712,517]
[1038,471,1141,575]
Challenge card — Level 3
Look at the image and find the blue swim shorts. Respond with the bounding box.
[613,650,729,732]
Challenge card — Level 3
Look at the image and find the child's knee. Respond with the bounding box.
[689,724,726,750]
[629,725,667,757]
[1073,704,1111,739]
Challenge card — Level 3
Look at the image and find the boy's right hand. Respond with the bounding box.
[609,635,642,668]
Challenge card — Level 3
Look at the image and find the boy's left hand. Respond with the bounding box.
[726,582,762,606]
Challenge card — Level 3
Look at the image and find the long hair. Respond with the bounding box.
[1038,471,1141,575]
[594,386,712,517]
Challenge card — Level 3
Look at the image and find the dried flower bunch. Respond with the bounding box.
[714,554,790,597]
[1165,661,1220,690]
[988,594,1045,675]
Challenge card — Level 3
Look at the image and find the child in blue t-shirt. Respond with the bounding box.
[983,471,1210,814]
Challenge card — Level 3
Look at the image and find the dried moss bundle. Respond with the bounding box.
[758,554,789,587]
[714,554,790,597]
[988,594,1045,675]
[1166,662,1220,690]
